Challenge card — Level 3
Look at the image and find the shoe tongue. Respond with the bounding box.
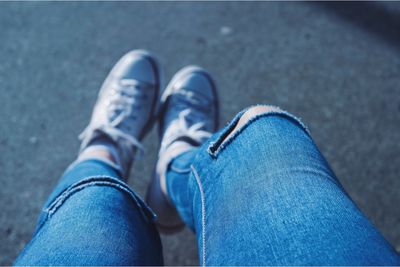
[178,88,210,106]
[170,92,211,114]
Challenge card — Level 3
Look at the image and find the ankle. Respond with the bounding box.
[74,144,126,179]
[78,145,117,164]
[157,141,194,196]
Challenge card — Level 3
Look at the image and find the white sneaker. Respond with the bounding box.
[146,66,219,233]
[79,50,162,177]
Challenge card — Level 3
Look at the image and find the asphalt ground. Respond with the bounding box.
[1,2,399,265]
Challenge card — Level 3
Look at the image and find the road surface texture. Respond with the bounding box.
[1,2,400,265]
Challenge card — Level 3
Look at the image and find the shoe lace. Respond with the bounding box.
[107,79,146,126]
[79,79,146,157]
[161,108,212,152]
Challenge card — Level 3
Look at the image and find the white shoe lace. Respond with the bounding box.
[160,108,212,154]
[79,78,146,157]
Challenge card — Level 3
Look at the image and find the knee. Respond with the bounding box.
[237,105,281,128]
[218,105,282,146]
[231,105,282,134]
[208,104,309,158]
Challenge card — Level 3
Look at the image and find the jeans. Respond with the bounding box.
[15,108,400,265]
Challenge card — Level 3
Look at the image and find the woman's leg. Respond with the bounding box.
[15,159,162,265]
[168,106,400,265]
[16,50,164,265]
[146,65,400,265]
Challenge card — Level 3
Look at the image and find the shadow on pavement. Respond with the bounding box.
[313,1,400,52]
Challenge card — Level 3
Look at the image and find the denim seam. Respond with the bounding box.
[40,176,156,230]
[191,165,207,267]
[208,107,310,158]
[170,164,192,174]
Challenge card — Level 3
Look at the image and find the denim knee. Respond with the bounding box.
[36,176,156,233]
[207,104,310,158]
[16,177,163,266]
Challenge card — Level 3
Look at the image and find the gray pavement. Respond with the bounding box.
[1,2,400,265]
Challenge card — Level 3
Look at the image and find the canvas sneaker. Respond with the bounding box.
[146,66,219,233]
[79,50,162,178]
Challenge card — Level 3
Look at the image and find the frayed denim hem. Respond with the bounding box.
[207,105,310,158]
[36,176,156,232]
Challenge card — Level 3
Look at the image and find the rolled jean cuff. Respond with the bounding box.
[208,105,310,158]
[156,141,196,200]
[37,176,156,231]
[66,157,124,178]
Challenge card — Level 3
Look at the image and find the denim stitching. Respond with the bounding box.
[208,106,310,158]
[170,164,192,174]
[43,176,156,225]
[191,165,206,267]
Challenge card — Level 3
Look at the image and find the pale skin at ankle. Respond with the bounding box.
[78,147,117,165]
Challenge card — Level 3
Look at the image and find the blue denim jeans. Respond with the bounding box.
[15,160,163,265]
[15,109,400,265]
